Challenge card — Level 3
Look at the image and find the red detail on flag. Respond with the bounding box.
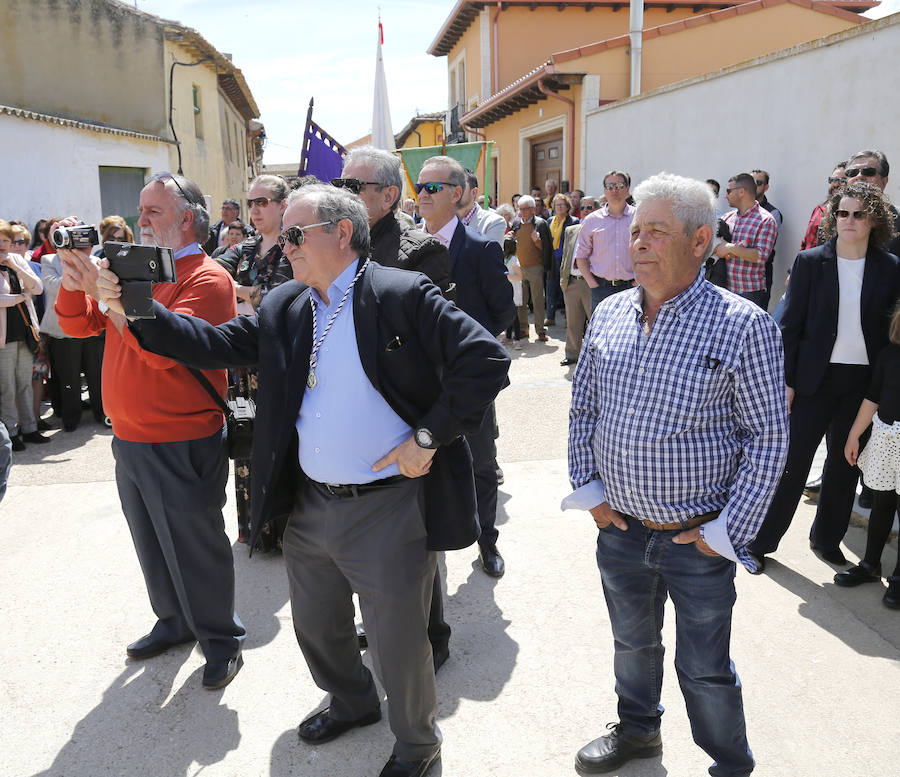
[379,22,384,44]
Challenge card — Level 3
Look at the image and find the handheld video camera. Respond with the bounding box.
[103,242,177,319]
[51,223,99,251]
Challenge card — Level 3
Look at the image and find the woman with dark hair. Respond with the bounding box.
[545,193,578,327]
[747,181,900,573]
[216,174,293,550]
[29,219,48,251]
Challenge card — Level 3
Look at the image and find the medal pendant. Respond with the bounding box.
[306,368,317,389]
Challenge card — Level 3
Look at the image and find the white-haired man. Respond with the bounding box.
[562,173,788,776]
[55,172,245,690]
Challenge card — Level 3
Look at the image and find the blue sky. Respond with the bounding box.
[134,0,453,164]
[133,0,899,165]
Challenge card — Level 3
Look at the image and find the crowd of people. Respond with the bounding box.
[2,143,900,777]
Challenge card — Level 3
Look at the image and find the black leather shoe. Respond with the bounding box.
[560,357,578,366]
[432,643,449,673]
[746,552,766,575]
[37,418,54,431]
[10,434,25,452]
[297,706,382,744]
[810,541,847,565]
[378,749,440,777]
[883,577,900,609]
[803,474,823,495]
[495,466,505,485]
[834,561,881,587]
[126,632,195,660]
[356,623,368,650]
[202,652,243,689]
[22,430,51,444]
[575,723,662,774]
[479,544,505,578]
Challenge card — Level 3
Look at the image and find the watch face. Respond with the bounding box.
[416,429,433,448]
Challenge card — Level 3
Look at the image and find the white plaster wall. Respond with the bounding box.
[0,115,170,230]
[582,16,900,303]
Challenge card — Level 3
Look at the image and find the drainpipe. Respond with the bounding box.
[537,79,575,189]
[630,0,643,97]
[491,2,503,95]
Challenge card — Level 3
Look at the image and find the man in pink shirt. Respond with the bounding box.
[574,170,636,310]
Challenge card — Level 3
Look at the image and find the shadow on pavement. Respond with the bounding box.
[763,557,899,657]
[31,652,240,777]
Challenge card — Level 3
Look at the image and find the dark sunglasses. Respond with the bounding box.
[845,166,879,178]
[414,181,456,195]
[604,182,627,191]
[331,178,381,194]
[836,209,867,220]
[753,180,766,187]
[277,222,331,248]
[248,196,284,208]
[827,176,845,185]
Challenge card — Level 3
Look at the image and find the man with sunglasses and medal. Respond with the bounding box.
[53,172,246,690]
[335,147,454,672]
[95,183,510,777]
[416,155,515,579]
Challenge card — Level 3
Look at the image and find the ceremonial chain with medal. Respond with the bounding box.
[307,258,370,389]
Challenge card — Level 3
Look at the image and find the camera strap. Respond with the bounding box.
[187,367,230,416]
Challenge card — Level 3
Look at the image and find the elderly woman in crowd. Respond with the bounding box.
[747,181,900,572]
[216,174,293,550]
[0,220,47,451]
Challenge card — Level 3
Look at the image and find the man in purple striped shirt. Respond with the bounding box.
[574,170,636,310]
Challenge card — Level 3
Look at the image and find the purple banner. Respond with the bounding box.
[302,124,345,183]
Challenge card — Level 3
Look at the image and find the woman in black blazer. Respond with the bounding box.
[748,181,900,572]
[546,193,579,325]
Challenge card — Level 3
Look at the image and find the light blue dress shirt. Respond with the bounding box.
[296,260,411,484]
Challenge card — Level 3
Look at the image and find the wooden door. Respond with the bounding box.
[530,132,562,193]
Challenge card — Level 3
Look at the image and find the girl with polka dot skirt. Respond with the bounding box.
[841,305,900,609]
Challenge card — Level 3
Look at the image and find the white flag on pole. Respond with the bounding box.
[371,20,396,151]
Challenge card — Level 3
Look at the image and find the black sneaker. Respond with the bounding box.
[576,723,662,774]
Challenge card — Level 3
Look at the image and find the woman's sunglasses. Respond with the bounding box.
[248,196,283,208]
[836,210,867,220]
[277,222,331,248]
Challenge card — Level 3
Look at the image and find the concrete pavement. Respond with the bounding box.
[2,319,898,777]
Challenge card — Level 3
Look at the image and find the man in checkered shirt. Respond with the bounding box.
[562,173,788,777]
[713,172,778,308]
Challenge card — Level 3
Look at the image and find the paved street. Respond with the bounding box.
[2,319,898,777]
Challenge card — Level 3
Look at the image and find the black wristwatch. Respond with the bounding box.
[414,427,438,449]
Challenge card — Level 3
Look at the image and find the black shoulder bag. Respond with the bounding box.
[187,368,255,460]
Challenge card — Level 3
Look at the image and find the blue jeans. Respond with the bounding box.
[595,515,754,777]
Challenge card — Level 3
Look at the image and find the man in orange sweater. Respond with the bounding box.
[55,173,245,690]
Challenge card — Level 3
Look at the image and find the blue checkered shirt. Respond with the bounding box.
[562,272,789,570]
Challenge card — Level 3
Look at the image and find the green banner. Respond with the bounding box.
[399,142,487,204]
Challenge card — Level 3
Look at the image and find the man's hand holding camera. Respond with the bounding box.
[54,217,102,298]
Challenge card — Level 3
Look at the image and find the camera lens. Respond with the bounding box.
[51,227,70,249]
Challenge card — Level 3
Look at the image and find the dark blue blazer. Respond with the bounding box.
[130,260,511,551]
[448,221,515,336]
[781,237,900,396]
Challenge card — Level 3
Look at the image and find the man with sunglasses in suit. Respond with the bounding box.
[335,147,453,299]
[845,149,900,256]
[54,172,245,691]
[95,184,510,777]
[416,155,515,579]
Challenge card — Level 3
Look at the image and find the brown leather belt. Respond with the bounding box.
[617,510,721,531]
